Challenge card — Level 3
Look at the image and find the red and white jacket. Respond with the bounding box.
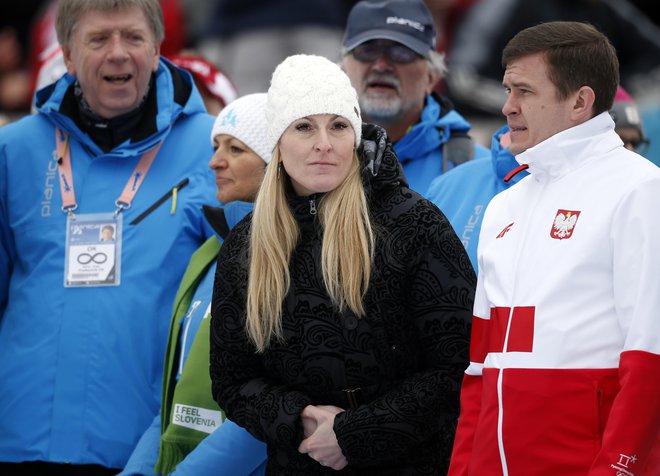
[449,113,660,476]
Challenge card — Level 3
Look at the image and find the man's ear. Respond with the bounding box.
[152,44,161,72]
[572,86,596,121]
[62,46,76,76]
[426,66,440,95]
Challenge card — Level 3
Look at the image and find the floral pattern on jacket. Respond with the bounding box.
[210,124,476,475]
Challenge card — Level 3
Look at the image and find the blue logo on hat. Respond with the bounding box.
[221,109,237,128]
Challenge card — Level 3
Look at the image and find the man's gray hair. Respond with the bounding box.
[56,0,164,48]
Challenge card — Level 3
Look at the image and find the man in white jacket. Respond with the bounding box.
[448,21,660,476]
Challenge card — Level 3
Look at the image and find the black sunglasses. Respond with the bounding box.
[351,43,422,64]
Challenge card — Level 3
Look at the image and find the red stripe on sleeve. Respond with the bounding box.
[506,306,535,352]
[470,316,490,363]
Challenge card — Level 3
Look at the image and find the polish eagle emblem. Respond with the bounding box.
[550,209,581,239]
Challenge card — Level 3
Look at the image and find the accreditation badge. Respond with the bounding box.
[64,213,122,287]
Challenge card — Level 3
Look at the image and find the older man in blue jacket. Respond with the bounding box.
[0,1,217,474]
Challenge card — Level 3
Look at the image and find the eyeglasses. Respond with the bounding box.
[351,43,422,64]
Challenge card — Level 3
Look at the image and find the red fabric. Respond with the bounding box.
[588,350,660,476]
[27,0,58,98]
[504,306,534,352]
[449,352,660,475]
[469,315,489,364]
[168,55,237,106]
[448,373,488,476]
[454,367,620,475]
[469,307,535,364]
[159,0,187,57]
[615,85,634,103]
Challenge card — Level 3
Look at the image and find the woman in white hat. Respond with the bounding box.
[210,55,475,475]
[121,93,270,476]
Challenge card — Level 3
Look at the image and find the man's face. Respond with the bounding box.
[502,52,580,156]
[62,6,160,119]
[342,40,435,124]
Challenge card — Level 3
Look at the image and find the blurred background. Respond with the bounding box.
[3,0,659,165]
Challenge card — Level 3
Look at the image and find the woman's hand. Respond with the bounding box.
[298,405,348,470]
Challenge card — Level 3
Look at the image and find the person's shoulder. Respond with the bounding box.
[473,142,491,160]
[173,109,216,129]
[446,156,493,177]
[626,150,660,172]
[0,112,49,135]
[611,150,660,190]
[395,186,454,225]
[164,111,215,158]
[0,113,54,153]
[426,157,493,198]
[220,212,253,251]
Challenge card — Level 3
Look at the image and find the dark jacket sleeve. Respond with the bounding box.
[334,200,475,466]
[209,219,312,449]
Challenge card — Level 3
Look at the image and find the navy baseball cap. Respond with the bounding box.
[343,0,436,57]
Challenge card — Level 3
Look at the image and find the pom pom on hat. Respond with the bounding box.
[211,93,272,164]
[266,54,362,154]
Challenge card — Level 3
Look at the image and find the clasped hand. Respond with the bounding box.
[297,404,348,470]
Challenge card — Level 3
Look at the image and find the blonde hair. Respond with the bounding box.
[246,148,374,352]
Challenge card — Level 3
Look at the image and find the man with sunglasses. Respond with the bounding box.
[340,0,489,197]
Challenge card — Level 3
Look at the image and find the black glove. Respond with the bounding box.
[358,123,388,176]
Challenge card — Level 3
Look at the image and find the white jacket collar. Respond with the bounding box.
[515,112,622,181]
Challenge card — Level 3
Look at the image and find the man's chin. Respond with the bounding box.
[359,99,401,121]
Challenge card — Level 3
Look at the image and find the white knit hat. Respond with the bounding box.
[266,54,362,154]
[211,93,272,163]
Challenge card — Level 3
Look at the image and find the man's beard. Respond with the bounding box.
[359,94,402,122]
[359,73,402,122]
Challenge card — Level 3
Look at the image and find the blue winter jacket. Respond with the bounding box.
[0,58,217,469]
[393,94,490,196]
[120,202,266,476]
[426,125,527,271]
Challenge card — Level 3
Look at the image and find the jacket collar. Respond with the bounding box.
[395,94,473,161]
[490,124,527,184]
[34,57,207,157]
[515,112,620,182]
[203,201,254,240]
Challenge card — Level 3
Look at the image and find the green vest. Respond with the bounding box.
[155,236,224,475]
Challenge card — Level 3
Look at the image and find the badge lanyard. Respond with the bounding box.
[55,128,162,287]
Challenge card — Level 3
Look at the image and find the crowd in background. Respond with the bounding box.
[1,1,659,475]
[2,0,660,165]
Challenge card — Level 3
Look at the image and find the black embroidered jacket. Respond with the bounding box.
[210,124,476,475]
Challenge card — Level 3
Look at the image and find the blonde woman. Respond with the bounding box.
[210,55,475,475]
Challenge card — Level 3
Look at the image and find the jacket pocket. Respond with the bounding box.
[129,178,189,225]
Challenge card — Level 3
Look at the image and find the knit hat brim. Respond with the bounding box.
[266,54,362,153]
[211,93,271,164]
